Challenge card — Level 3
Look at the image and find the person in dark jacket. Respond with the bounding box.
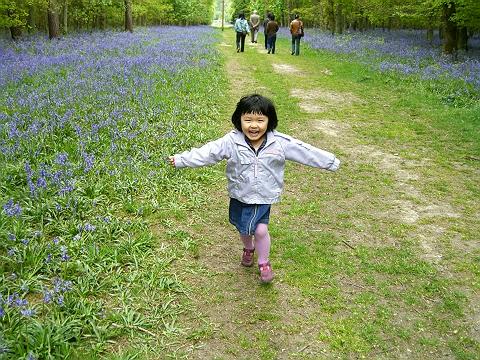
[266,14,279,54]
[262,12,272,50]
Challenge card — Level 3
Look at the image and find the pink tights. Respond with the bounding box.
[240,223,270,264]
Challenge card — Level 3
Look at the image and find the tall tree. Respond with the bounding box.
[62,0,67,33]
[124,0,133,31]
[48,0,60,39]
[442,1,457,54]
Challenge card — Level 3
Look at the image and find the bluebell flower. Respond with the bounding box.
[20,308,35,317]
[6,294,15,306]
[57,295,64,306]
[60,246,70,261]
[53,278,73,293]
[2,199,22,217]
[84,223,96,232]
[25,162,35,194]
[36,176,47,189]
[15,297,28,307]
[55,152,69,166]
[43,290,53,303]
[59,183,74,195]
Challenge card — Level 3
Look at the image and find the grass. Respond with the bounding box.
[1,26,479,359]
[0,27,231,359]
[166,30,479,359]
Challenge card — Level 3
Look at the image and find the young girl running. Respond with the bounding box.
[169,94,340,283]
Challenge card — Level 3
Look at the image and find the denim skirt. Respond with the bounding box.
[229,198,271,235]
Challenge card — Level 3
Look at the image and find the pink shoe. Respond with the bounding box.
[241,248,255,267]
[258,262,274,283]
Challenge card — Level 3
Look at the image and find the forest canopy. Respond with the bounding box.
[1,0,215,38]
[2,0,480,54]
[229,0,480,53]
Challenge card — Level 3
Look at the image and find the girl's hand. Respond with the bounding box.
[168,156,175,167]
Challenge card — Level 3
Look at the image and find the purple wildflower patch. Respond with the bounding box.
[294,28,480,91]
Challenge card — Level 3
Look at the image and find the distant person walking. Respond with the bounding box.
[266,14,279,54]
[262,12,272,50]
[249,10,260,43]
[234,12,250,53]
[290,14,304,55]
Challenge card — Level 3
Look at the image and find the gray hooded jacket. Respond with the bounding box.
[173,130,340,204]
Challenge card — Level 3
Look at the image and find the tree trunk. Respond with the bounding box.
[326,0,335,35]
[335,3,343,34]
[457,27,468,51]
[427,28,433,44]
[27,6,35,33]
[124,0,133,32]
[442,2,457,54]
[48,0,60,39]
[10,26,23,40]
[63,0,68,34]
[100,13,107,30]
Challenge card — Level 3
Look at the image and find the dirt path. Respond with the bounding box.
[173,37,326,359]
[176,31,479,359]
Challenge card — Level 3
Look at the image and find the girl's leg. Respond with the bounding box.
[255,223,274,282]
[254,223,270,264]
[240,234,254,250]
[240,234,255,267]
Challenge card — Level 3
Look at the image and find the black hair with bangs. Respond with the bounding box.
[231,94,278,132]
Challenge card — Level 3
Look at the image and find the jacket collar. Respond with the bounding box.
[232,129,277,148]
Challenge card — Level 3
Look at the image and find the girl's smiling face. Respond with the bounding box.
[240,112,269,148]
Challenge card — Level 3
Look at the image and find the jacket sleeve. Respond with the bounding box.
[278,134,340,171]
[174,134,231,168]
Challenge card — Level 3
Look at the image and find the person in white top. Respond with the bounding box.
[249,10,260,43]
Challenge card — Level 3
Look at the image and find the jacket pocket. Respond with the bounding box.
[238,151,252,165]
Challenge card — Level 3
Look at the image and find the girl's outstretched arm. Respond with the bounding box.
[277,133,340,171]
[170,133,232,169]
